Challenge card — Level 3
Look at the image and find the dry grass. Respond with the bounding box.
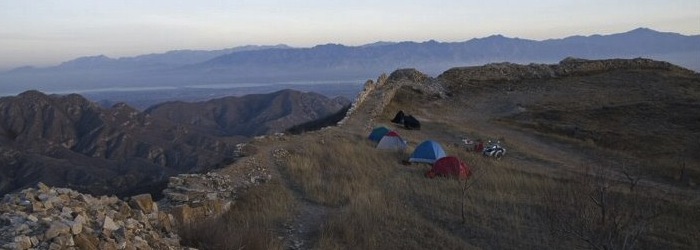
[283,135,471,249]
[179,179,296,250]
[178,68,700,249]
[179,125,699,249]
[283,138,393,207]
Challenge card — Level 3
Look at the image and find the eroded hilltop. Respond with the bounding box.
[440,57,696,83]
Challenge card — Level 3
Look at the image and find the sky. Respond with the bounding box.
[0,0,698,70]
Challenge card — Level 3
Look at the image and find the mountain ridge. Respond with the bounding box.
[145,89,351,136]
[0,88,350,198]
[2,28,698,96]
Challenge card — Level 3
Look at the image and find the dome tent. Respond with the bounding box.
[408,140,446,164]
[368,126,391,143]
[376,131,407,151]
[426,156,472,179]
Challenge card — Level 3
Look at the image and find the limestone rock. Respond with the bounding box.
[67,220,83,235]
[74,233,99,250]
[103,216,120,231]
[0,184,184,249]
[129,194,155,214]
[14,235,32,250]
[45,221,70,239]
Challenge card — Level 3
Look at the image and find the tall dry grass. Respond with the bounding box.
[179,179,296,250]
[179,127,699,249]
[283,138,396,206]
[282,136,471,249]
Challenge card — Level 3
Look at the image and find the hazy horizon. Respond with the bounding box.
[1,0,698,70]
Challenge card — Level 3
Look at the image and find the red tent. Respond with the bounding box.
[425,156,472,179]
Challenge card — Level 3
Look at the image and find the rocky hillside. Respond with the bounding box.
[145,89,350,136]
[0,89,350,198]
[0,90,242,198]
[1,57,698,249]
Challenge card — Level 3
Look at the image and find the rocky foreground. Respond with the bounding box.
[0,152,273,250]
[0,182,184,249]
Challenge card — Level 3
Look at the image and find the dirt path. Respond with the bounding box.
[283,201,331,250]
[260,143,334,250]
[272,80,404,249]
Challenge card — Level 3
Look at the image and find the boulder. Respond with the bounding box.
[73,232,99,250]
[129,194,155,214]
[102,216,120,231]
[14,235,32,249]
[45,221,70,239]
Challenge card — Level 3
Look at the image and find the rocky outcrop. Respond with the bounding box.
[338,68,447,131]
[387,68,429,83]
[160,160,272,224]
[337,74,387,126]
[0,150,274,249]
[439,58,697,86]
[161,173,235,225]
[0,183,185,249]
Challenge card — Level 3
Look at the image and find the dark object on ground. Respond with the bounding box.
[404,115,421,130]
[483,143,506,158]
[391,110,405,124]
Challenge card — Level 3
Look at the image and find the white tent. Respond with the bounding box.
[376,131,407,152]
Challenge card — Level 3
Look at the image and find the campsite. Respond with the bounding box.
[1,2,698,248]
[369,125,472,179]
[179,62,700,249]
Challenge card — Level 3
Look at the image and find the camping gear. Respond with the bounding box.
[376,131,407,151]
[391,110,405,124]
[474,140,484,152]
[409,140,446,164]
[425,156,472,179]
[368,126,391,142]
[403,115,421,130]
[482,141,505,158]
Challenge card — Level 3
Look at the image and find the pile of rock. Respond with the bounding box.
[160,173,235,226]
[160,168,271,226]
[163,172,235,205]
[0,183,183,250]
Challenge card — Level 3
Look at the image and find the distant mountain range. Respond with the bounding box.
[1,28,698,95]
[0,89,349,197]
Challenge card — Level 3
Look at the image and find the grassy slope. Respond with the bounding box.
[180,66,700,249]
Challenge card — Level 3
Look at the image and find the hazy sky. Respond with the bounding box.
[0,0,698,70]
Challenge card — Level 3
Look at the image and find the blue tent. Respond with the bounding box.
[368,126,391,142]
[409,140,447,164]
